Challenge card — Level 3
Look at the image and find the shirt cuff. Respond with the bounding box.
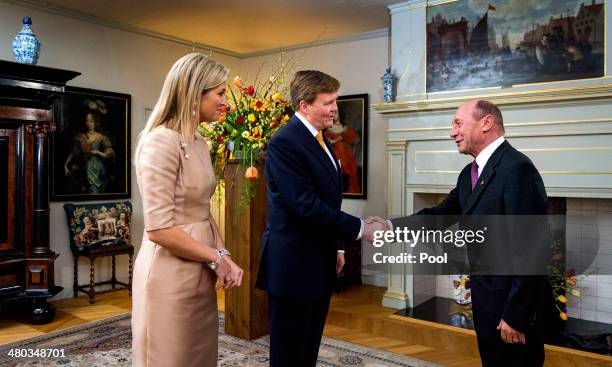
[356,219,364,240]
[387,220,393,232]
[337,250,345,254]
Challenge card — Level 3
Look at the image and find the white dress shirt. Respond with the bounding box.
[295,112,363,243]
[295,112,337,170]
[474,136,505,177]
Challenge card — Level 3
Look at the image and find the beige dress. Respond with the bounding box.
[132,126,218,367]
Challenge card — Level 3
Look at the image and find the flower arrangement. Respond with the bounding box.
[198,60,294,206]
[549,238,588,321]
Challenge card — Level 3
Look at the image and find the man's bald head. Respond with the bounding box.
[451,100,505,157]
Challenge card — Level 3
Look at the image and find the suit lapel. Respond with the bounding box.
[324,137,342,192]
[462,141,509,214]
[292,118,341,189]
[324,137,341,174]
[458,167,472,207]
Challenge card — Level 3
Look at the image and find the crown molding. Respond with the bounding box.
[240,28,389,58]
[2,0,242,58]
[4,0,389,59]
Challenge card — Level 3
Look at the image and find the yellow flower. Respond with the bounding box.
[231,129,238,137]
[272,92,281,101]
[250,99,265,111]
[242,131,250,138]
[248,114,256,123]
[216,144,225,155]
[571,289,581,297]
[282,114,290,122]
[557,295,567,303]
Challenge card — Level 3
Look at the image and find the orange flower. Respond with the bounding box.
[245,166,258,181]
[566,278,576,286]
[559,311,568,321]
[233,76,243,88]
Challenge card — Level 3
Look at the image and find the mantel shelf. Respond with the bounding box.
[373,82,612,115]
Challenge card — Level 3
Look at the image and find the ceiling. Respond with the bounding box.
[18,0,404,56]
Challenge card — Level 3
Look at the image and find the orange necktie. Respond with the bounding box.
[315,131,325,149]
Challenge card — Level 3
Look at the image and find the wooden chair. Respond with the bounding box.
[63,202,134,304]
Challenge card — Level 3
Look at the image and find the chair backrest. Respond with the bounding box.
[63,201,133,254]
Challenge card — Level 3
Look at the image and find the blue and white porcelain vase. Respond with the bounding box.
[381,67,395,103]
[12,16,41,65]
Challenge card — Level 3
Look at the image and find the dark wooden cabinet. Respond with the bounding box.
[0,61,79,323]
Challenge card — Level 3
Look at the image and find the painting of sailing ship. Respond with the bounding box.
[426,0,604,93]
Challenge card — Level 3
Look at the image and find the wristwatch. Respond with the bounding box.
[208,248,231,270]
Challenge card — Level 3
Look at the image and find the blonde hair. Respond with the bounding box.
[135,53,229,166]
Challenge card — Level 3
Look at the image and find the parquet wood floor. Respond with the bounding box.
[1,285,611,367]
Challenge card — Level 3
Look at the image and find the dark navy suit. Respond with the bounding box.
[391,141,551,367]
[256,115,361,366]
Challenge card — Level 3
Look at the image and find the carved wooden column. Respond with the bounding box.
[0,60,80,323]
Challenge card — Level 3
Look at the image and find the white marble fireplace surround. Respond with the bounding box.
[372,0,612,324]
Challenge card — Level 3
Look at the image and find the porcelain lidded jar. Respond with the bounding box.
[381,68,395,103]
[12,16,41,65]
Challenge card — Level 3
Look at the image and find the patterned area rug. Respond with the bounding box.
[0,313,441,367]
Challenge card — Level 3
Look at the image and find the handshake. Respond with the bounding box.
[362,216,390,243]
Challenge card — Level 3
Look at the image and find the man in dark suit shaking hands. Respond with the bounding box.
[368,99,550,367]
[256,70,384,367]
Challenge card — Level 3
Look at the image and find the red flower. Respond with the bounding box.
[566,269,576,277]
[247,85,255,95]
[217,136,224,143]
[236,116,244,125]
[256,100,264,109]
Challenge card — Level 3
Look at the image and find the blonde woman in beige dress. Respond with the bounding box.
[132,53,243,367]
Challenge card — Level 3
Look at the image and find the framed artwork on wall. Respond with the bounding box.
[51,86,131,201]
[327,93,368,200]
[426,0,605,93]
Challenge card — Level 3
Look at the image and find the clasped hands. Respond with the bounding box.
[213,256,243,290]
[362,216,390,243]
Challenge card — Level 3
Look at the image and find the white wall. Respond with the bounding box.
[0,1,241,300]
[1,2,390,299]
[239,36,390,286]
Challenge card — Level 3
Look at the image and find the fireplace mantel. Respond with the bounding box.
[377,0,612,309]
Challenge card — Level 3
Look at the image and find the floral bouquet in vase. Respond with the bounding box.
[199,67,293,206]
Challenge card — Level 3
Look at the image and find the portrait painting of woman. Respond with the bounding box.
[51,87,131,201]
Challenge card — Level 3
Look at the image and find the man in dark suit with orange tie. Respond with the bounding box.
[368,100,551,367]
[256,70,383,367]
